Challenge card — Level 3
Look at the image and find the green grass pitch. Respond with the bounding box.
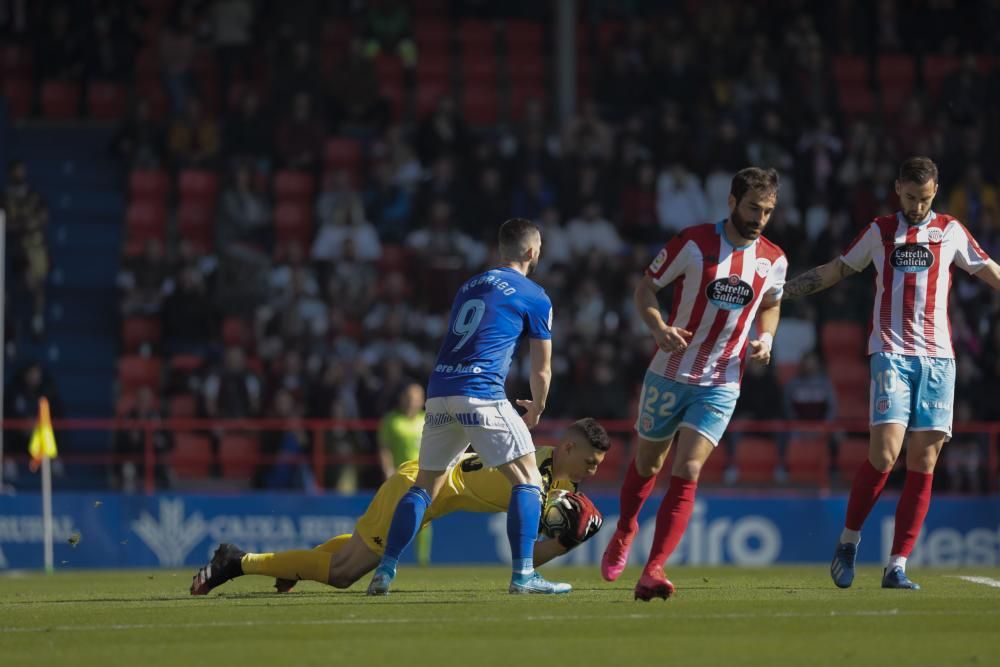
[2,566,998,666]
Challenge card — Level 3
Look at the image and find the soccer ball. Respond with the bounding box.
[540,490,572,538]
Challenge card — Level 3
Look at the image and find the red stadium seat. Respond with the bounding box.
[507,21,544,50]
[589,436,626,484]
[509,82,547,121]
[176,202,215,251]
[168,394,198,418]
[733,437,779,484]
[169,354,204,374]
[836,437,870,481]
[380,81,405,121]
[461,53,497,86]
[1,44,32,80]
[320,19,354,46]
[373,53,405,87]
[323,137,363,172]
[508,50,546,86]
[821,320,865,361]
[274,202,314,250]
[118,355,163,394]
[169,433,214,479]
[274,170,316,202]
[129,169,170,202]
[40,81,80,119]
[456,20,495,54]
[837,391,869,420]
[922,55,961,98]
[122,317,162,353]
[178,169,219,206]
[699,443,728,485]
[414,19,451,49]
[877,54,915,92]
[86,82,126,120]
[776,362,800,386]
[115,392,138,417]
[2,79,32,119]
[220,433,261,479]
[461,85,499,126]
[838,83,876,118]
[416,81,451,118]
[222,317,252,348]
[829,358,868,391]
[786,437,830,487]
[833,55,869,85]
[881,84,910,117]
[137,78,169,120]
[416,51,451,86]
[125,201,168,246]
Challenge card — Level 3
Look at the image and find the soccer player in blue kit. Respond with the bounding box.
[366,218,571,595]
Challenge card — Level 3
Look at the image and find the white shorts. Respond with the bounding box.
[419,396,535,471]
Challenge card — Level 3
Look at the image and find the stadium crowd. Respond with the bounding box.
[3,0,1000,492]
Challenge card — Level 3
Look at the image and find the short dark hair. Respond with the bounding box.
[498,218,540,259]
[730,167,780,203]
[898,156,938,185]
[568,418,611,452]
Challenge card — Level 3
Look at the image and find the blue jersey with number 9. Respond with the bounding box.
[427,267,553,400]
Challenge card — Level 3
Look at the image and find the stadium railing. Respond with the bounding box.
[2,418,998,495]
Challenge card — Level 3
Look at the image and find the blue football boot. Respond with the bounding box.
[366,564,396,596]
[882,566,921,590]
[830,542,857,589]
[509,572,572,594]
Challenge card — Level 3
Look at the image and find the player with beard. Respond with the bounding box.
[601,168,788,600]
[363,217,572,596]
[783,157,1000,590]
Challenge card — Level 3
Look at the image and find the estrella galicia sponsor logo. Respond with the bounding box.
[705,274,755,311]
[890,244,934,273]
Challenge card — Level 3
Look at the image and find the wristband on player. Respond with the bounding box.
[759,332,773,351]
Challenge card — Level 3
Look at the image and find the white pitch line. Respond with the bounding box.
[1,608,995,634]
[949,575,1000,589]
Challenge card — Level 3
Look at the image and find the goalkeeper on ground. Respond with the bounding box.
[190,418,609,595]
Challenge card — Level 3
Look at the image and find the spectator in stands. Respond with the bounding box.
[202,345,262,419]
[315,170,358,225]
[85,8,132,83]
[159,5,197,113]
[566,201,625,259]
[224,91,273,171]
[947,164,999,234]
[162,265,219,354]
[942,400,986,495]
[362,0,416,68]
[534,205,571,270]
[261,266,328,348]
[167,97,220,169]
[326,38,389,132]
[112,98,165,169]
[209,0,256,91]
[3,159,49,338]
[275,38,320,103]
[620,160,663,244]
[118,238,170,317]
[415,95,468,165]
[656,162,708,233]
[274,93,324,171]
[510,168,557,221]
[461,166,509,242]
[217,162,271,252]
[311,196,381,264]
[35,2,84,81]
[113,385,174,491]
[561,99,615,162]
[257,387,314,490]
[405,198,487,276]
[414,156,463,220]
[365,159,413,243]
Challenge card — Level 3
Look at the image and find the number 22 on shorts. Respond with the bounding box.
[643,384,677,417]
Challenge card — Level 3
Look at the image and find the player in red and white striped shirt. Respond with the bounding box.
[784,157,1000,590]
[602,168,788,600]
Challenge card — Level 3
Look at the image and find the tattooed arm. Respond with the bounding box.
[783,258,858,300]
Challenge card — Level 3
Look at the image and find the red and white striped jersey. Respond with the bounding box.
[840,211,991,358]
[645,222,787,387]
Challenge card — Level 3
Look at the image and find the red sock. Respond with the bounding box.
[616,458,658,534]
[844,459,891,531]
[891,470,934,557]
[643,476,698,577]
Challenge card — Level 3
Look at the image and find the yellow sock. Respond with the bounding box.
[313,534,351,554]
[415,525,432,566]
[241,550,332,584]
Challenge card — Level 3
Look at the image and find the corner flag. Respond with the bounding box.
[29,397,57,472]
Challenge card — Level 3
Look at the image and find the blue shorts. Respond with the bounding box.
[634,370,740,446]
[870,353,955,436]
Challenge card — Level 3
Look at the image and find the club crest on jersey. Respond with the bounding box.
[876,397,891,414]
[755,258,772,278]
[890,244,934,273]
[705,274,755,311]
[640,413,654,433]
[927,228,943,243]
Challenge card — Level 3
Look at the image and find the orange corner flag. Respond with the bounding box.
[29,397,58,472]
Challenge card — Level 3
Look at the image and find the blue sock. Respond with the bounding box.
[508,484,543,577]
[380,486,432,575]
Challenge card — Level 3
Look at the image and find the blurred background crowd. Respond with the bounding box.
[2,0,999,493]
